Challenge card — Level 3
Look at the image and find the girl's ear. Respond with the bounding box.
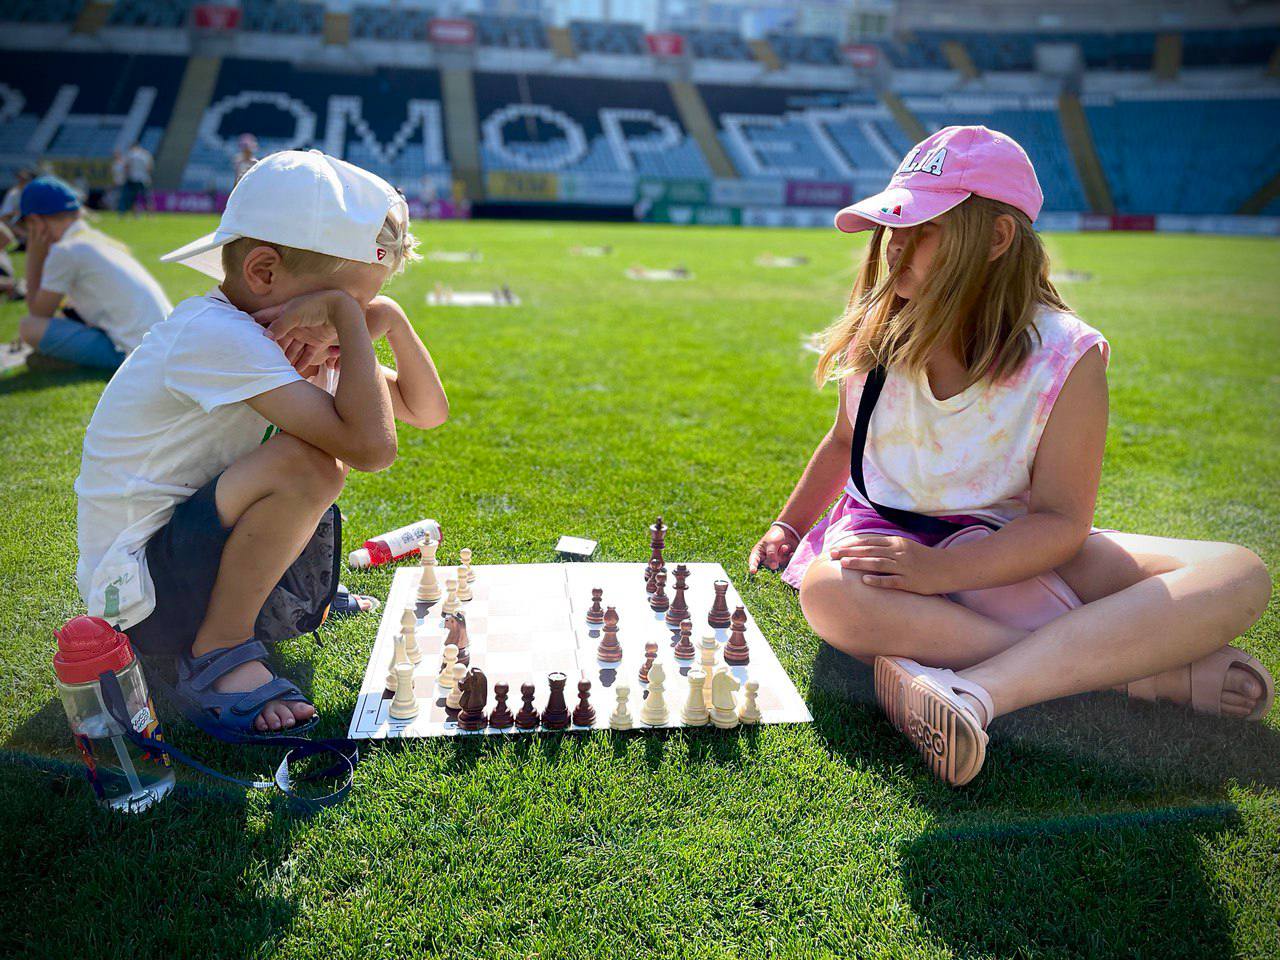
[988,214,1016,262]
[241,244,282,295]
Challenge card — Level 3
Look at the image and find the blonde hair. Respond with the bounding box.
[814,196,1071,387]
[221,206,420,281]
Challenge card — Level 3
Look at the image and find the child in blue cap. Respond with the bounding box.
[18,176,171,371]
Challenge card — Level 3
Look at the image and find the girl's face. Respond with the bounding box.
[885,219,942,300]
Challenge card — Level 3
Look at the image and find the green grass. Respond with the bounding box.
[1,217,1278,959]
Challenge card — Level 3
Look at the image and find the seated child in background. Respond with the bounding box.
[18,176,172,370]
[76,150,449,734]
[751,126,1272,787]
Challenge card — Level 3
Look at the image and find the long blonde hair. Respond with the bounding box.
[814,196,1071,387]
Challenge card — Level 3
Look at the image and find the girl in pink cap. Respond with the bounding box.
[750,125,1273,786]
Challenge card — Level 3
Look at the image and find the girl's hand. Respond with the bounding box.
[748,524,800,575]
[829,535,955,595]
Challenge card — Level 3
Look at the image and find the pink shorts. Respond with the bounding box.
[780,494,988,590]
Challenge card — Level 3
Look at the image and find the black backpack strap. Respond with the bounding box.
[849,366,992,539]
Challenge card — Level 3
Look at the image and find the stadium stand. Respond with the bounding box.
[0,0,84,24]
[108,0,187,30]
[241,0,324,36]
[1085,94,1280,215]
[181,58,450,193]
[873,34,949,70]
[473,72,709,184]
[767,33,843,67]
[914,31,1157,73]
[1180,27,1280,68]
[569,20,645,57]
[351,5,431,43]
[474,15,548,50]
[683,28,754,62]
[0,50,184,181]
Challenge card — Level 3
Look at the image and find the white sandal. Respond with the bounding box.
[874,657,995,787]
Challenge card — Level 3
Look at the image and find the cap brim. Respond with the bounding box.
[159,230,240,281]
[834,186,970,233]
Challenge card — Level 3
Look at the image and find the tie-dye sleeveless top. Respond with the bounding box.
[844,306,1108,526]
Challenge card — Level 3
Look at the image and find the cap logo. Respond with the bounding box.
[897,146,948,178]
[376,248,387,261]
[879,204,903,217]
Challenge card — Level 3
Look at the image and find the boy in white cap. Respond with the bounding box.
[75,150,449,735]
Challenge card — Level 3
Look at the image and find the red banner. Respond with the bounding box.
[192,4,241,30]
[429,18,476,45]
[646,32,685,57]
[842,44,879,68]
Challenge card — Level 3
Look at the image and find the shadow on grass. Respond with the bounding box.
[0,365,110,396]
[808,642,1280,958]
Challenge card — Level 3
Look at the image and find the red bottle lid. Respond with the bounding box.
[54,616,135,684]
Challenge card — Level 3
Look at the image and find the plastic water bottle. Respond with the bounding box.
[54,616,175,814]
[347,518,442,569]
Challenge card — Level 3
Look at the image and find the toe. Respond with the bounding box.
[289,701,316,723]
[1225,666,1263,700]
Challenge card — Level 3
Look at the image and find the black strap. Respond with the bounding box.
[98,669,358,814]
[849,366,995,539]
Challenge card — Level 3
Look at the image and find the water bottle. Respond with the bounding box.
[54,616,175,814]
[347,517,442,569]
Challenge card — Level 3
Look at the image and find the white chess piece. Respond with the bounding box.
[445,663,466,710]
[386,632,408,691]
[459,547,477,583]
[639,662,669,726]
[401,609,422,664]
[609,684,634,730]
[437,643,459,688]
[710,667,741,730]
[738,680,762,725]
[455,566,473,602]
[441,579,460,615]
[699,633,717,705]
[389,662,419,720]
[417,539,441,602]
[681,669,710,726]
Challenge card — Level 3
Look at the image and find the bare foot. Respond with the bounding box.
[211,658,317,732]
[1220,664,1266,718]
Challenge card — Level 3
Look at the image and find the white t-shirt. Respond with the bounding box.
[843,306,1109,526]
[76,289,312,629]
[41,221,173,353]
[125,146,152,184]
[0,186,20,220]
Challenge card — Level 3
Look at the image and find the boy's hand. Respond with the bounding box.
[829,535,956,595]
[26,219,51,254]
[253,291,355,372]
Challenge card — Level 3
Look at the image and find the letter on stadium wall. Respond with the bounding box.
[324,97,445,168]
[598,108,682,173]
[200,91,317,157]
[482,103,588,171]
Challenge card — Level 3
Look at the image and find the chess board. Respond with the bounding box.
[424,290,521,307]
[348,562,812,739]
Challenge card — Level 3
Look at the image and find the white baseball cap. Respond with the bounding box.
[161,149,406,280]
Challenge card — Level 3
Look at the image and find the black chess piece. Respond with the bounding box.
[541,672,571,730]
[514,682,540,730]
[572,680,596,726]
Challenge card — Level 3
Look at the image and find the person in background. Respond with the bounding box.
[122,142,153,216]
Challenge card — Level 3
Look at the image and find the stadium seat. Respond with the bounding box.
[473,15,548,50]
[568,20,644,57]
[767,34,842,67]
[241,0,323,36]
[108,0,188,30]
[351,5,431,43]
[683,29,753,62]
[0,0,85,25]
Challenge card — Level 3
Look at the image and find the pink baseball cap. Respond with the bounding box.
[834,125,1043,233]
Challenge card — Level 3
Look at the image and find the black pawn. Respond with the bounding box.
[572,680,596,727]
[490,682,515,728]
[514,682,540,730]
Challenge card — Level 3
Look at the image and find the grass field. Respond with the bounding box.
[1,216,1278,960]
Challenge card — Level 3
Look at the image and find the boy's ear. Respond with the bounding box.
[240,244,283,295]
[988,214,1016,262]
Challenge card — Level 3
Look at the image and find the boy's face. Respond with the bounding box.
[238,245,389,311]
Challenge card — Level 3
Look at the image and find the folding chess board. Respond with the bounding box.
[348,563,812,739]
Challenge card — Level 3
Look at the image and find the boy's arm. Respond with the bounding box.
[246,291,398,472]
[366,296,449,430]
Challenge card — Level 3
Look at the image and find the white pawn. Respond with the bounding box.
[738,680,762,725]
[459,547,477,583]
[417,539,441,602]
[389,662,419,720]
[436,643,459,688]
[699,633,718,705]
[710,667,741,730]
[609,685,634,731]
[441,579,461,615]
[639,661,669,726]
[445,663,466,710]
[681,669,710,727]
[455,566,473,602]
[386,632,408,691]
[401,608,421,664]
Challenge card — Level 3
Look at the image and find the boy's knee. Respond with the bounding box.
[271,435,347,503]
[19,315,48,348]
